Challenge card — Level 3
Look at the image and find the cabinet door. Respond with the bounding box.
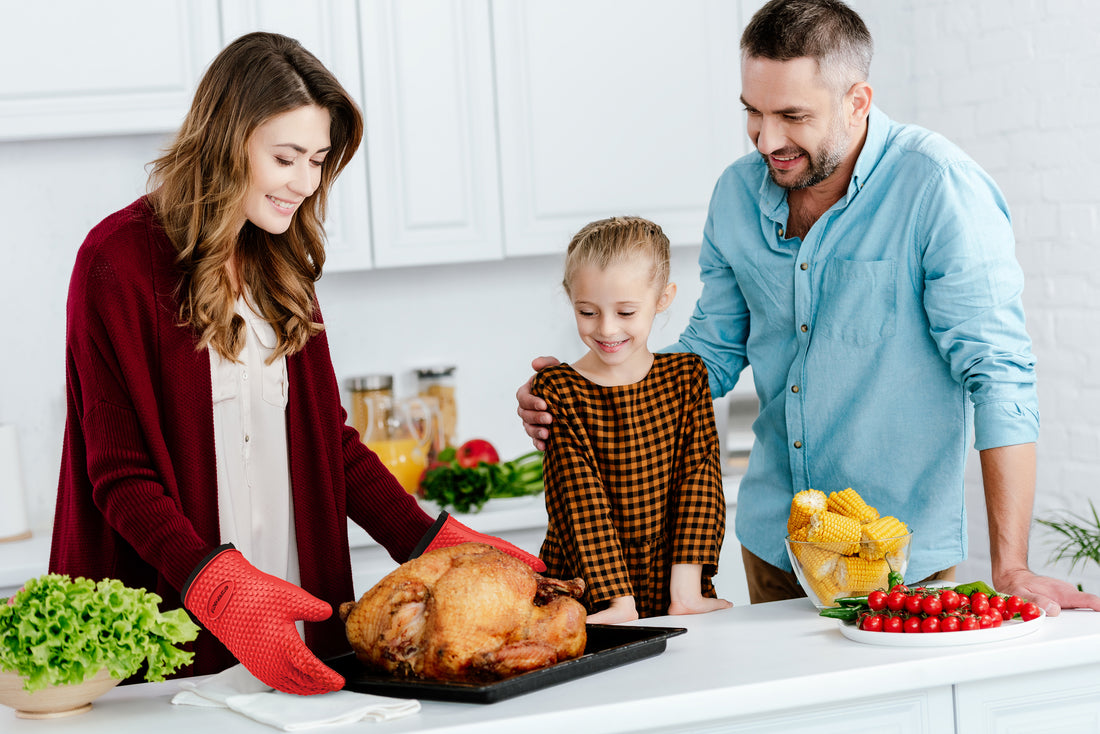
[955,663,1100,733]
[493,0,744,256]
[221,1,374,272]
[0,1,220,141]
[360,0,504,268]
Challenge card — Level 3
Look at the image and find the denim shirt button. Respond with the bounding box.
[793,440,803,449]
[800,262,809,271]
[791,385,800,393]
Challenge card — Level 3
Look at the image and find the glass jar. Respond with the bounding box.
[347,374,393,443]
[416,366,457,450]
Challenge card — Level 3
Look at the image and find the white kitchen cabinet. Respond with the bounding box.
[359,0,505,268]
[220,1,374,272]
[954,662,1100,732]
[0,0,220,141]
[492,0,744,256]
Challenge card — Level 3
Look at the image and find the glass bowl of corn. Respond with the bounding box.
[786,529,912,609]
[784,487,912,609]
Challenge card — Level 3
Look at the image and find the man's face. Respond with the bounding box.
[740,55,853,191]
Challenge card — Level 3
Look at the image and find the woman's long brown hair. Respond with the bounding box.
[148,32,363,362]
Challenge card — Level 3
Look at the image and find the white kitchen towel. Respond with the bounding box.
[171,664,420,730]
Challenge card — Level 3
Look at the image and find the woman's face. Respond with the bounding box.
[242,104,332,234]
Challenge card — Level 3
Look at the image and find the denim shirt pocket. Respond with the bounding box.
[818,258,897,346]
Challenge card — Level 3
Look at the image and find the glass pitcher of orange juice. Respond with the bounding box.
[352,391,435,495]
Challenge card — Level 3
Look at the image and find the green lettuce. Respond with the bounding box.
[1,574,199,692]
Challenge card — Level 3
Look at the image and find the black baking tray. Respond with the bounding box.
[326,623,687,704]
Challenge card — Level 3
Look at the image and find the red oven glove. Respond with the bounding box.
[182,544,345,696]
[410,511,547,572]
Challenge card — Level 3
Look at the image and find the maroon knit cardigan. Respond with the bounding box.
[49,197,435,678]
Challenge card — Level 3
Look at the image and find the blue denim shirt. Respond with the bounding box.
[673,106,1039,581]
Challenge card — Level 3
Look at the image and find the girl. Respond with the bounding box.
[533,216,731,623]
[49,32,540,695]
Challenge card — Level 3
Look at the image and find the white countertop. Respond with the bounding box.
[4,598,1098,733]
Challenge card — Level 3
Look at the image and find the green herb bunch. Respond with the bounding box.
[421,449,544,514]
[1036,500,1100,584]
[1,574,199,692]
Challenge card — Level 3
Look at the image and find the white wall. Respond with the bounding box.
[2,1,1097,593]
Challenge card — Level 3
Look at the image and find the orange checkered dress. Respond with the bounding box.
[532,352,726,618]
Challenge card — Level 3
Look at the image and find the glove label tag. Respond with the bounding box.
[208,580,234,619]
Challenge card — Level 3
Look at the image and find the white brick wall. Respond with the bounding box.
[855,0,1100,593]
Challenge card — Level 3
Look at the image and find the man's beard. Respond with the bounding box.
[764,117,848,191]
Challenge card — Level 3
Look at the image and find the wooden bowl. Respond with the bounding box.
[0,668,121,719]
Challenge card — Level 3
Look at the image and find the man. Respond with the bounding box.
[518,0,1100,615]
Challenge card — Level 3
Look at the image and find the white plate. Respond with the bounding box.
[838,608,1045,647]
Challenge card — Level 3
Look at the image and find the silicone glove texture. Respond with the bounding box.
[182,545,345,695]
[413,512,547,572]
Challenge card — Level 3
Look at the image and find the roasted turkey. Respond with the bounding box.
[339,543,587,682]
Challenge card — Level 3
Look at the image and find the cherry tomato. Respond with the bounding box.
[889,584,910,595]
[904,594,925,615]
[903,616,922,633]
[921,595,943,616]
[988,612,1003,628]
[920,616,941,633]
[860,614,884,632]
[1004,595,1023,613]
[1000,608,1013,621]
[970,592,990,615]
[978,614,994,629]
[940,615,961,632]
[938,589,961,611]
[867,590,888,612]
[988,595,1006,614]
[883,615,903,633]
[887,591,907,612]
[1020,602,1041,621]
[961,615,981,631]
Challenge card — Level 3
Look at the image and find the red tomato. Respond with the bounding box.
[961,615,981,631]
[454,438,500,468]
[1020,602,1041,621]
[904,594,924,615]
[860,614,884,632]
[867,591,888,612]
[978,614,993,629]
[889,584,910,595]
[988,612,1003,628]
[940,615,961,632]
[920,616,941,633]
[938,589,961,611]
[1004,595,1023,615]
[970,592,990,615]
[988,595,1006,614]
[886,591,907,612]
[903,617,923,633]
[921,595,943,616]
[883,615,903,633]
[1000,608,1013,621]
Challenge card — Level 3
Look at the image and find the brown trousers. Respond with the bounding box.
[741,546,956,604]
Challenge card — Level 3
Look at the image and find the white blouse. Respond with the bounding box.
[209,295,301,588]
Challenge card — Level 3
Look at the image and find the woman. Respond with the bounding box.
[49,32,540,696]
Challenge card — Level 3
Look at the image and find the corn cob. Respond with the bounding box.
[804,571,843,607]
[807,511,862,555]
[885,548,909,576]
[787,489,827,535]
[789,524,809,542]
[827,487,879,524]
[835,555,890,595]
[860,515,910,560]
[792,542,839,580]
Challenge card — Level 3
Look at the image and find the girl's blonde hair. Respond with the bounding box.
[147,32,364,362]
[563,216,671,297]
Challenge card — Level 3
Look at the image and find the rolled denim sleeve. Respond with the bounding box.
[918,160,1039,450]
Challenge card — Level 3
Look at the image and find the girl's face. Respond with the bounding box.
[241,104,332,234]
[569,253,675,383]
